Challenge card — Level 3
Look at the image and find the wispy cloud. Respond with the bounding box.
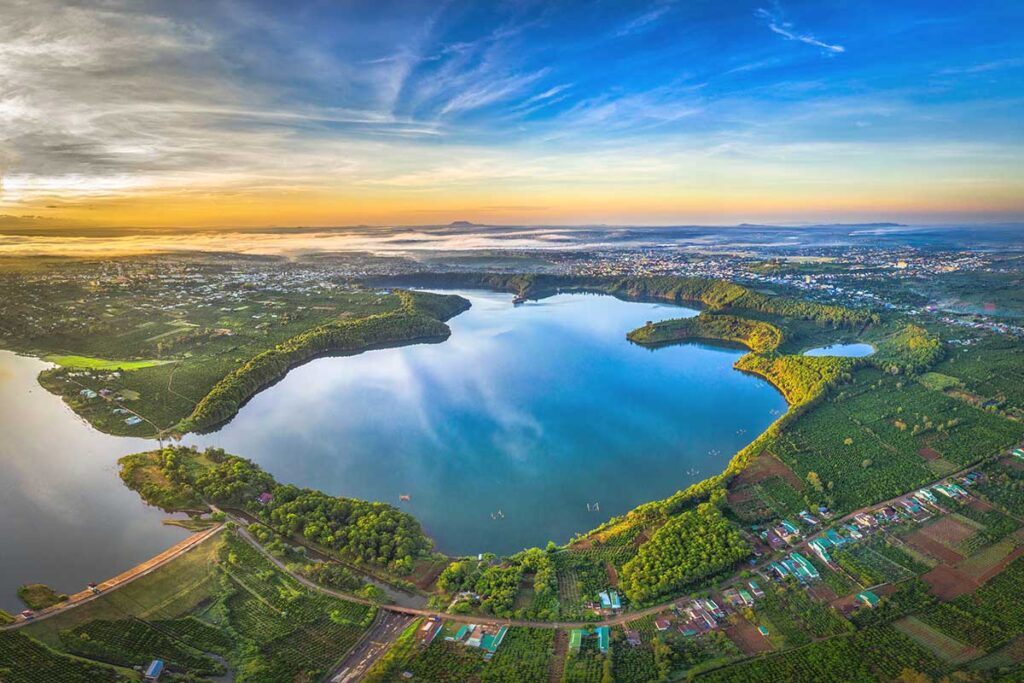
[756,4,844,54]
[615,3,674,37]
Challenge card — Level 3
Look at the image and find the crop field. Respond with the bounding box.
[753,585,850,648]
[481,627,553,683]
[918,515,979,549]
[0,631,129,683]
[405,640,486,682]
[552,549,626,618]
[696,625,945,683]
[562,640,606,683]
[769,368,1023,513]
[894,616,982,665]
[611,636,658,682]
[216,533,374,681]
[59,618,225,675]
[931,337,1024,415]
[918,555,1024,653]
[834,540,922,586]
[973,459,1024,516]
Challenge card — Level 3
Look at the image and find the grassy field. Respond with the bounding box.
[44,354,170,370]
[23,533,223,646]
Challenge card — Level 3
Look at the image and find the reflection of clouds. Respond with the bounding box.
[0,351,153,525]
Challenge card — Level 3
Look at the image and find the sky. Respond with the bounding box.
[0,0,1022,228]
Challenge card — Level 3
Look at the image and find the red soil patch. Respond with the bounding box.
[726,616,774,655]
[919,516,977,547]
[904,530,965,565]
[732,452,805,491]
[1000,456,1024,471]
[807,583,837,603]
[918,447,942,461]
[923,564,978,600]
[605,561,619,588]
[726,487,757,505]
[408,559,448,591]
[831,583,896,615]
[965,497,996,513]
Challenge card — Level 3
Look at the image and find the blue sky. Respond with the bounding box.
[1,0,1022,226]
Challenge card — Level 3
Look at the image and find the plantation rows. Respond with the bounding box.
[611,636,659,683]
[974,460,1024,516]
[755,585,850,648]
[920,555,1024,652]
[771,367,1020,513]
[696,626,944,682]
[406,640,485,682]
[0,631,127,683]
[481,627,553,683]
[217,533,374,683]
[834,543,917,586]
[562,643,607,683]
[60,618,224,675]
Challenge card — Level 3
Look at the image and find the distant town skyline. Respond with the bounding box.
[1,0,1022,228]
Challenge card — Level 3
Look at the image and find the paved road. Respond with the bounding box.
[329,611,414,682]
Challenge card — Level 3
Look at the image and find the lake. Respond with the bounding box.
[0,290,787,609]
[803,342,876,358]
[0,351,188,613]
[190,290,787,555]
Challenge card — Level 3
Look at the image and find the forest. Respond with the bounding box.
[618,500,750,604]
[180,289,469,432]
[627,313,784,353]
[120,446,432,573]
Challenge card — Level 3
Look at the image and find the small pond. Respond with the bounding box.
[803,343,876,358]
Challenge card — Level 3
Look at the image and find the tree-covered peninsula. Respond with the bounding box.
[120,446,432,574]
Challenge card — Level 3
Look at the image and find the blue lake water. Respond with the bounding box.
[0,290,788,609]
[803,342,876,358]
[0,351,188,613]
[190,290,787,555]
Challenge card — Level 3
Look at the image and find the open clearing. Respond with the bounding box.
[726,615,774,655]
[44,354,170,370]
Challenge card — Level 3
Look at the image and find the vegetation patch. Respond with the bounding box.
[16,583,68,610]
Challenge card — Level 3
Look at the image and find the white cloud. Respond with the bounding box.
[755,5,844,54]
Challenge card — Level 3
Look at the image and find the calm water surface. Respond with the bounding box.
[0,351,187,612]
[190,291,787,555]
[803,342,876,357]
[0,291,787,609]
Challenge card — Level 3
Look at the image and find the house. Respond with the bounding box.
[79,388,98,399]
[125,416,143,426]
[569,627,609,654]
[856,591,881,609]
[418,617,442,647]
[809,537,833,564]
[854,513,876,529]
[722,588,744,607]
[738,589,755,606]
[788,552,820,581]
[257,492,273,505]
[144,660,165,681]
[844,524,864,540]
[598,590,622,610]
[915,488,937,503]
[799,511,819,526]
[654,618,671,631]
[762,530,787,551]
[748,581,765,598]
[625,630,642,647]
[817,505,834,519]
